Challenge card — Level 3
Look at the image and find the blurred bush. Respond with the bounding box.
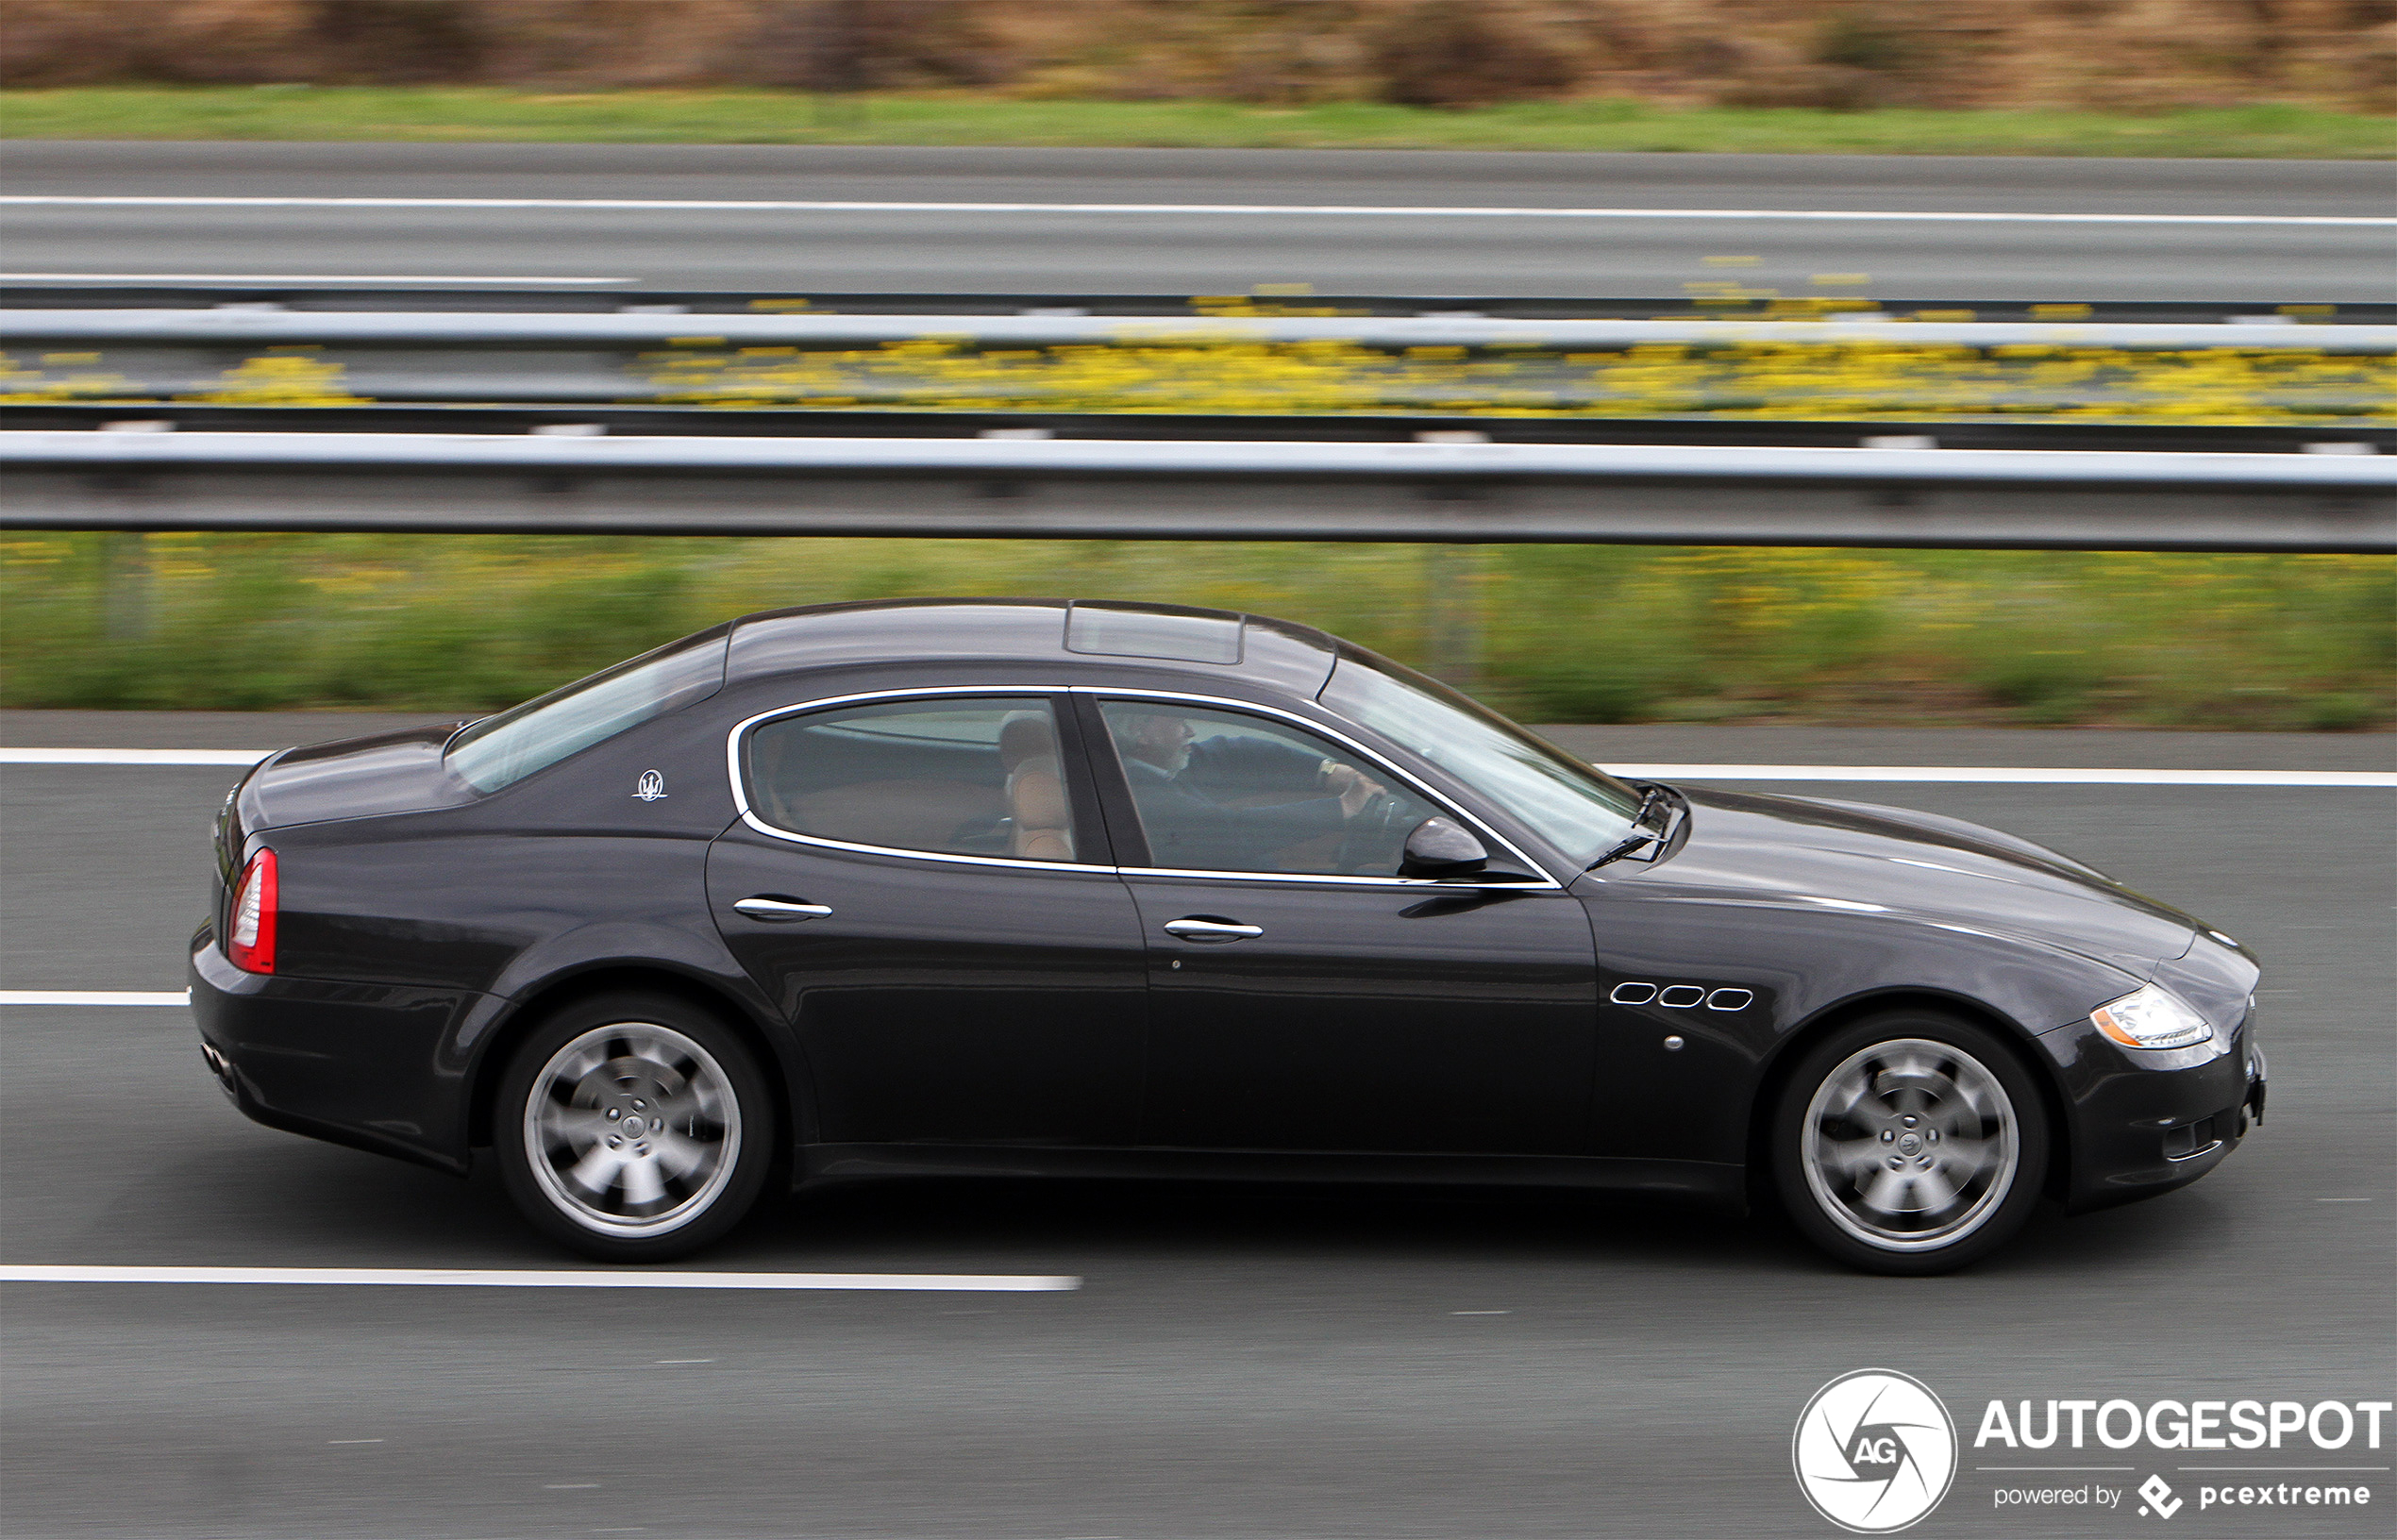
[6,1,2395,111]
[1366,2,1576,109]
[5,532,2389,730]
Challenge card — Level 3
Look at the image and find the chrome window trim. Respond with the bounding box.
[722,682,1564,890]
[1112,864,1565,892]
[725,687,1117,877]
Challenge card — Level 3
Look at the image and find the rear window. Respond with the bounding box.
[743,696,1078,862]
[447,629,729,793]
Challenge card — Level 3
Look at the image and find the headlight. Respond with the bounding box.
[2090,983,2212,1050]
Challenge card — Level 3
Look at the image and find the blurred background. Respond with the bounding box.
[7,0,2394,115]
[4,2,2391,733]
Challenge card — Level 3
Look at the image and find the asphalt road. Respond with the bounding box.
[7,142,2393,300]
[2,717,2390,1539]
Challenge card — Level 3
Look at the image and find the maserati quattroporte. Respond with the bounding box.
[191,600,2265,1273]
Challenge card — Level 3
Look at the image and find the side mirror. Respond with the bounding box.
[1399,816,1488,879]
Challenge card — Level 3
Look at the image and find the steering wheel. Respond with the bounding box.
[1336,793,1408,876]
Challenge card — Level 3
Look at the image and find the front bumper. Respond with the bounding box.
[2038,1012,2263,1214]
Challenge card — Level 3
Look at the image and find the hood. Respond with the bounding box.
[241,721,476,832]
[1645,786,2201,980]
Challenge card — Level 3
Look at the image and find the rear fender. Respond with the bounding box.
[455,919,808,1152]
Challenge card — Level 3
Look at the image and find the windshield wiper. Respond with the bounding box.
[1586,785,1671,870]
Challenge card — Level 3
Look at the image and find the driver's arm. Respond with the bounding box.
[1183,734,1334,795]
[1319,762,1385,817]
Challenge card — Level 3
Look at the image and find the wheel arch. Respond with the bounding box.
[1742,987,2073,1203]
[465,963,795,1157]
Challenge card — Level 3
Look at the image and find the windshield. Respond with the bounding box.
[1319,651,1643,869]
[447,628,729,793]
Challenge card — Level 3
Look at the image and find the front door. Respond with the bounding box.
[709,693,1147,1148]
[1083,695,1601,1157]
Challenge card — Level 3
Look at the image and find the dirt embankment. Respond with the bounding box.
[5,1,2393,113]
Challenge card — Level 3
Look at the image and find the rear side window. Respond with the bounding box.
[447,629,729,794]
[744,696,1078,863]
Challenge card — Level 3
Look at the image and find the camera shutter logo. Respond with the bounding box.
[1793,1369,1957,1532]
[633,770,667,802]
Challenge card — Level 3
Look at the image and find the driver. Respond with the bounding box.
[1109,711,1385,872]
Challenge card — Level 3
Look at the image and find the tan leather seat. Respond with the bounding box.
[998,712,1074,862]
[790,779,1003,851]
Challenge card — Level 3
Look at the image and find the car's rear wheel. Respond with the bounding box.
[494,994,774,1263]
[1770,1011,2048,1275]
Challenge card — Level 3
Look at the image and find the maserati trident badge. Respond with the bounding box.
[633,769,667,801]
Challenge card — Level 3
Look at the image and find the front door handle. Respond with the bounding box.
[734,896,833,923]
[1163,917,1264,944]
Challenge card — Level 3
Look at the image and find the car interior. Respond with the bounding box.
[746,697,1078,862]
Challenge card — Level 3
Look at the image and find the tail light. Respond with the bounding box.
[226,848,277,974]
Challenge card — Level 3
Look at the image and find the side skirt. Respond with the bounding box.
[795,1143,1747,1213]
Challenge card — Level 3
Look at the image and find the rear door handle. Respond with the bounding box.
[1163,917,1264,944]
[734,896,833,922]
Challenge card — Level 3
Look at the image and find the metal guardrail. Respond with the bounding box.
[10,308,2391,353]
[5,429,2388,552]
[12,402,2388,456]
[8,286,2389,326]
[13,310,2388,418]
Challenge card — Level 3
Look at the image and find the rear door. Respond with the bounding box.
[708,691,1148,1148]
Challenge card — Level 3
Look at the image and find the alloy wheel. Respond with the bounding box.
[522,1022,743,1238]
[1800,1037,2020,1253]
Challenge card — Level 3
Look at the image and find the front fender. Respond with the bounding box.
[1580,882,2144,1168]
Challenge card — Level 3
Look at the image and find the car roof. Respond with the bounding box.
[723,597,1345,698]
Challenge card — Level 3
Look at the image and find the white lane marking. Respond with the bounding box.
[327,1439,383,1445]
[2,195,2389,227]
[2317,1197,2373,1201]
[1,991,188,1007]
[5,747,2391,786]
[3,748,274,765]
[0,272,632,284]
[1608,763,2397,786]
[7,751,277,766]
[0,1264,1081,1291]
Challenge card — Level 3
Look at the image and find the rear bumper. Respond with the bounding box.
[2039,1013,2263,1214]
[189,930,484,1176]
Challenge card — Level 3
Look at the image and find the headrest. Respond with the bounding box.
[997,711,1056,773]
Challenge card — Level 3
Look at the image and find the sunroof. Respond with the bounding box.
[1064,603,1244,665]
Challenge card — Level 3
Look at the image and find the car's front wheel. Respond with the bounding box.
[494,994,774,1263]
[1770,1011,2048,1275]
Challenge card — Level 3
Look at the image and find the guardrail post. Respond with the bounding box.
[1423,544,1485,692]
[100,531,151,642]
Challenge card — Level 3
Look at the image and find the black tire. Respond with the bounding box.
[1769,1009,2049,1276]
[494,991,776,1264]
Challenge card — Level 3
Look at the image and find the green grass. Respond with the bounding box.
[4,88,2392,157]
[5,533,2389,730]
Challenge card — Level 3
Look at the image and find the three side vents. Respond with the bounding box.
[1610,981,1753,1012]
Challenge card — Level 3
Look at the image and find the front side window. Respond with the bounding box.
[1320,652,1641,870]
[1098,700,1438,877]
[447,629,729,794]
[745,696,1078,862]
